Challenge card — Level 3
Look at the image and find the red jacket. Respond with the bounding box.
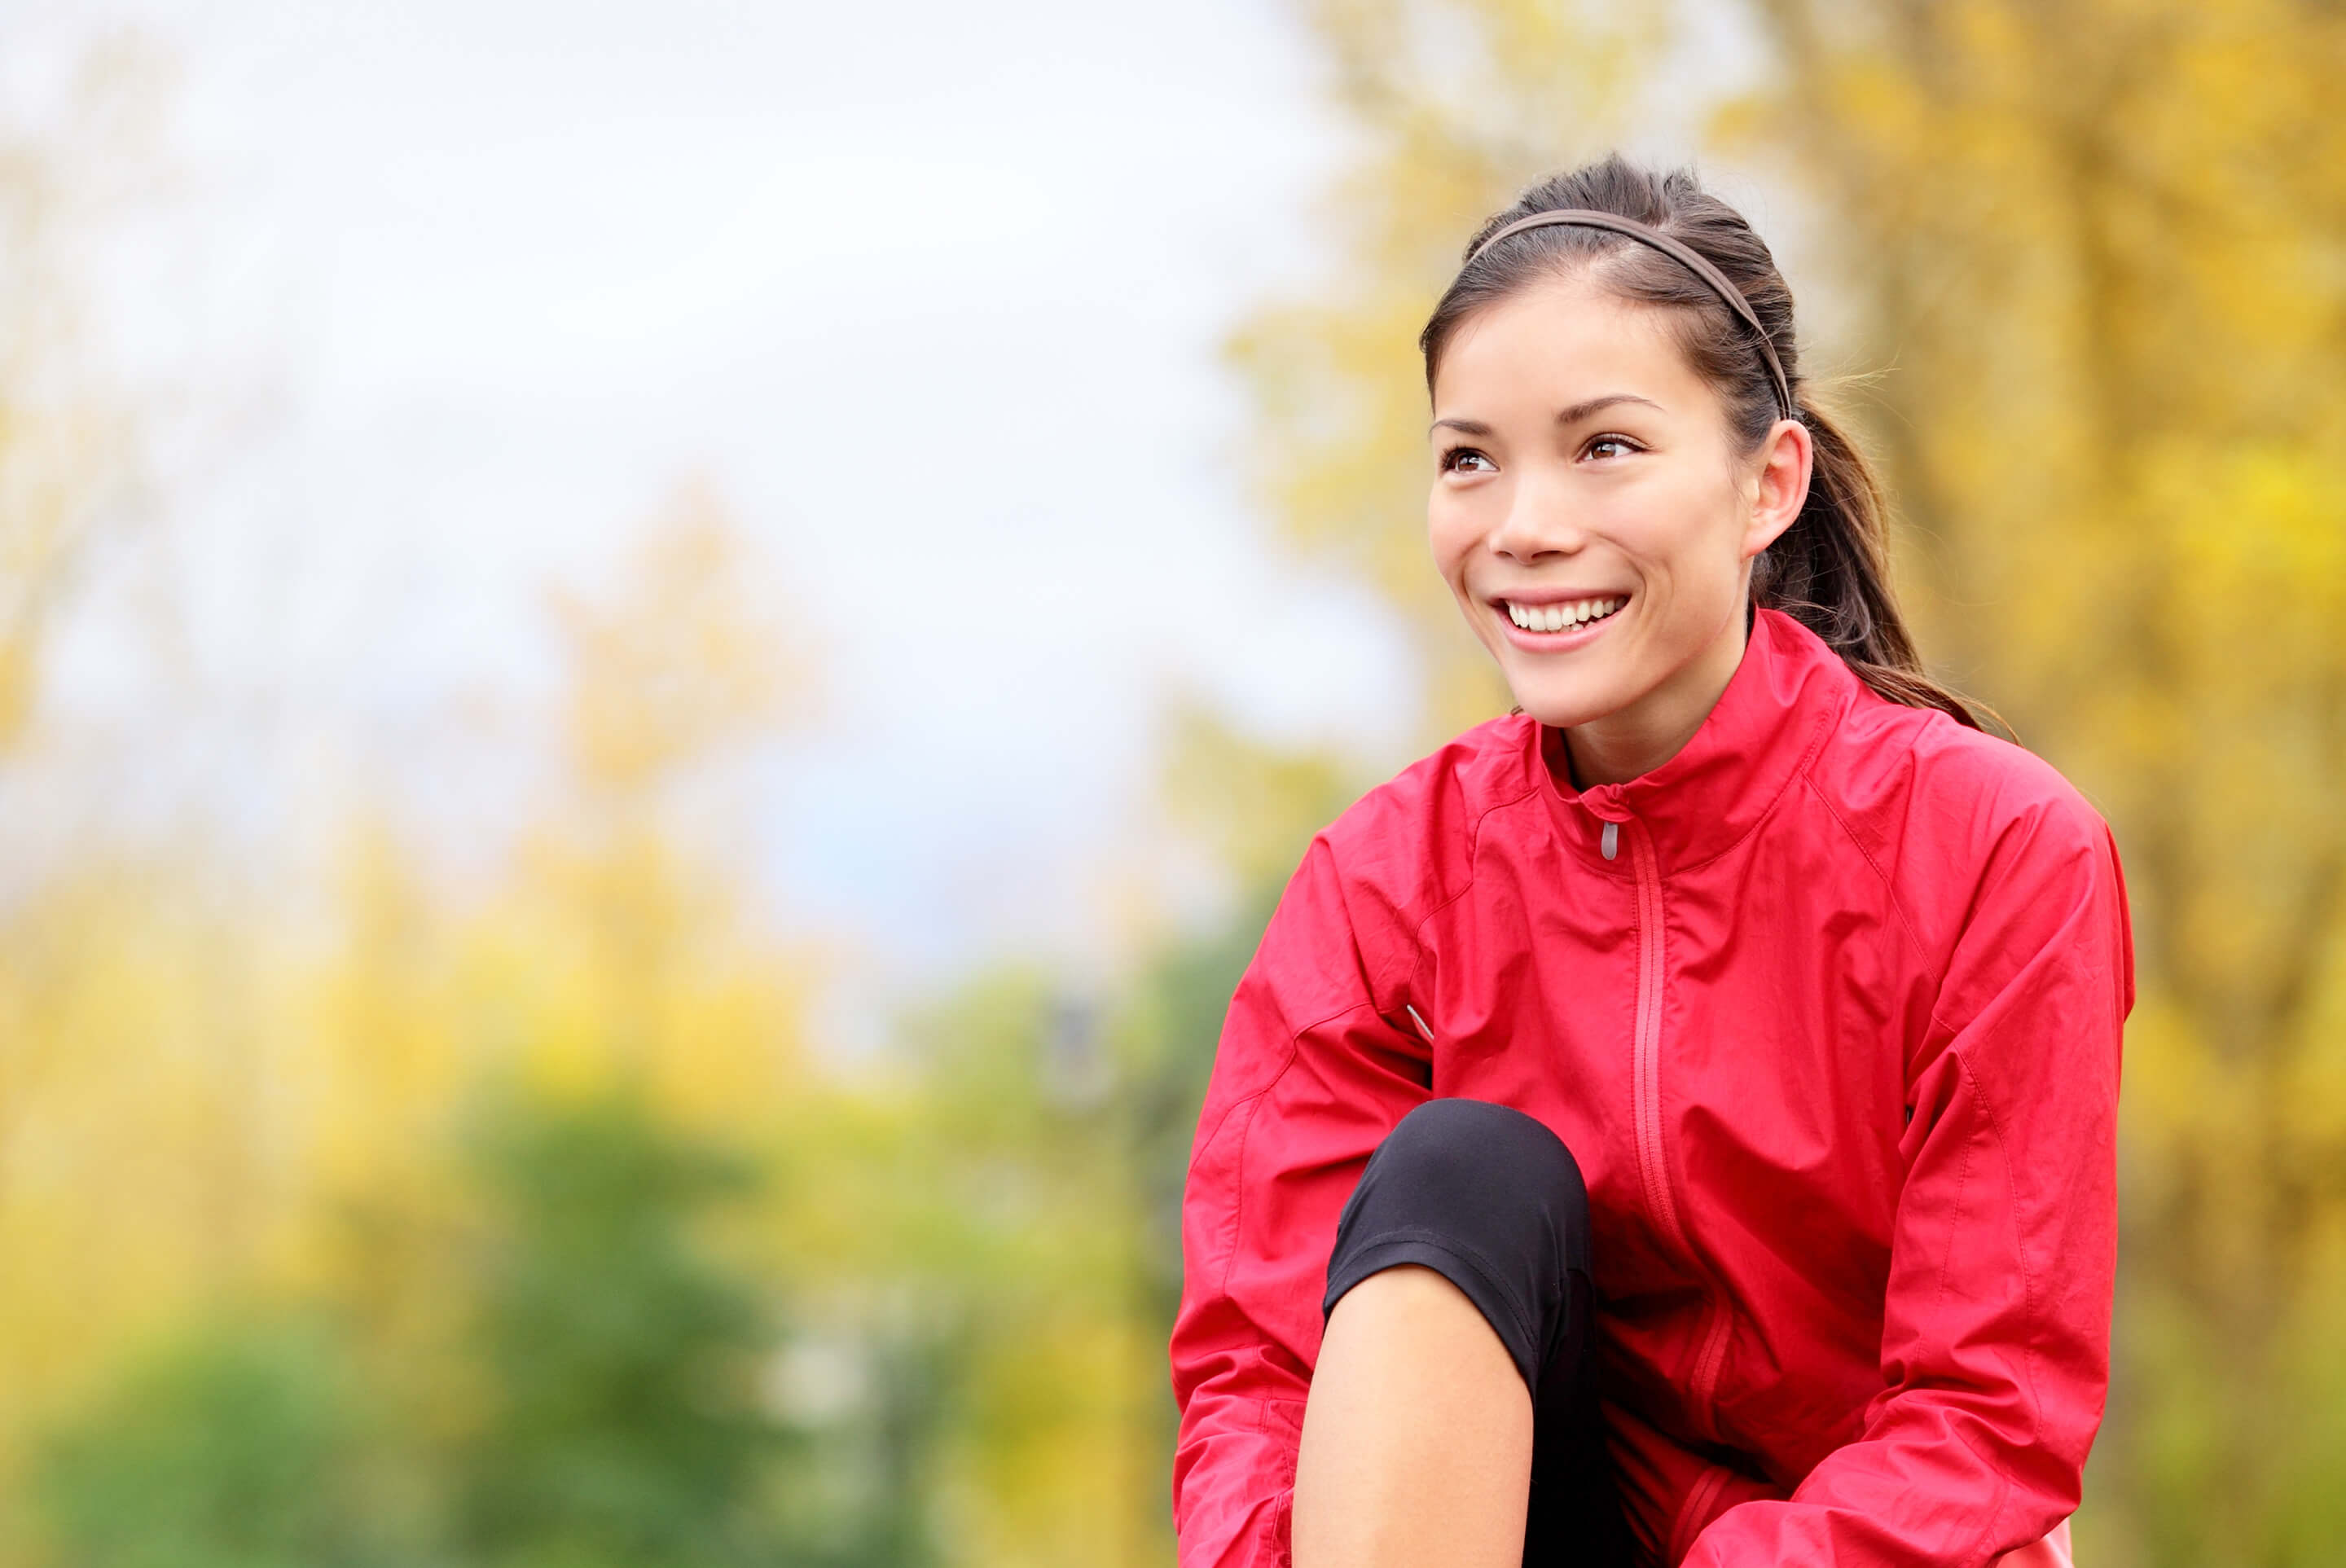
[1168,606,2133,1568]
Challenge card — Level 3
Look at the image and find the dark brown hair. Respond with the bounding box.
[1423,152,1987,731]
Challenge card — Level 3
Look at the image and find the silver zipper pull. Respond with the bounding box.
[1601,820,1619,860]
[1404,1004,1436,1044]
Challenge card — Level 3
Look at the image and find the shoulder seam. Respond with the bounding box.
[1799,771,1935,988]
[1402,780,1546,996]
[1200,999,1384,1298]
[1921,808,2112,1042]
[1185,994,1385,1181]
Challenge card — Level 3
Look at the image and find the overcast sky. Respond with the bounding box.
[4,0,1438,1016]
[5,1,1777,1050]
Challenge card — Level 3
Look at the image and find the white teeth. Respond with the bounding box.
[1506,596,1623,631]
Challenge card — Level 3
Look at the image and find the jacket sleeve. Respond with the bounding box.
[1682,796,2136,1568]
[1167,828,1434,1568]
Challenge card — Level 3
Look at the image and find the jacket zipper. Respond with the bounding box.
[1622,814,1733,1440]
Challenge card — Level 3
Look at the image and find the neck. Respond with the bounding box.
[1563,601,1753,788]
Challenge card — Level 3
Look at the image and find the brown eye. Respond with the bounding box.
[1586,435,1640,460]
[1442,448,1496,473]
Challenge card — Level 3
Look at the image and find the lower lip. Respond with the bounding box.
[1496,600,1628,652]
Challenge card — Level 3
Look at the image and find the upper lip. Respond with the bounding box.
[1488,587,1632,606]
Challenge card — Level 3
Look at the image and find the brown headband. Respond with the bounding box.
[1465,208,1795,423]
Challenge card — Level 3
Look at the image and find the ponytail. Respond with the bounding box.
[1761,394,1997,732]
[1424,153,1994,734]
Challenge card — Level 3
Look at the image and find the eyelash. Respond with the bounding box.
[1439,434,1642,472]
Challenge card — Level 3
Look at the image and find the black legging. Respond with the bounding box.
[1320,1096,1636,1566]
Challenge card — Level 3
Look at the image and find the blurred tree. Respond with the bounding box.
[0,50,295,1543]
[261,487,828,1538]
[762,1311,951,1568]
[0,856,288,1503]
[0,35,166,753]
[29,1313,414,1568]
[0,478,838,1557]
[519,477,819,1120]
[548,477,809,813]
[881,966,1166,1568]
[451,1089,784,1568]
[1154,700,1372,898]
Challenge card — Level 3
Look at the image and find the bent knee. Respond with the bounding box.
[1325,1098,1593,1391]
[1372,1096,1587,1210]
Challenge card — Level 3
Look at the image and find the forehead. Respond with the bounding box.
[1431,271,1705,417]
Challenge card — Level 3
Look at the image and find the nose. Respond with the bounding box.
[1485,466,1587,562]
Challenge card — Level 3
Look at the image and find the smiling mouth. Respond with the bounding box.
[1500,595,1626,633]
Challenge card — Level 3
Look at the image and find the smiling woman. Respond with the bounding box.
[1169,152,2130,1568]
[1418,177,1982,790]
[1427,271,1805,788]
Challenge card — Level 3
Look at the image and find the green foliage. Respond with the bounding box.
[450,1090,783,1568]
[877,968,1165,1567]
[25,1084,957,1568]
[32,1315,413,1568]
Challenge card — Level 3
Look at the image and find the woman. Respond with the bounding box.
[1166,153,2133,1568]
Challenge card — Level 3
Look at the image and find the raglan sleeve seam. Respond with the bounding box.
[1920,785,2120,1042]
[1800,771,1935,981]
[1402,784,1541,1002]
[1184,993,1384,1182]
[1204,999,1386,1299]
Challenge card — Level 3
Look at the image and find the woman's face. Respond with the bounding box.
[1427,270,1808,761]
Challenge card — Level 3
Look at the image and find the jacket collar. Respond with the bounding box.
[1533,605,1858,877]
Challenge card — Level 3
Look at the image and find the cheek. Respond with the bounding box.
[1627,496,1739,600]
[1426,494,1478,581]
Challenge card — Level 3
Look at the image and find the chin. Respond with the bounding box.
[1503,673,1625,730]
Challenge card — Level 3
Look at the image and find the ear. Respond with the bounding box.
[1740,417,1812,560]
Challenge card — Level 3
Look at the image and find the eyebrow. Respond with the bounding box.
[1429,393,1664,438]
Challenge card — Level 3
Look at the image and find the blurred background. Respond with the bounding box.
[0,0,2340,1563]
